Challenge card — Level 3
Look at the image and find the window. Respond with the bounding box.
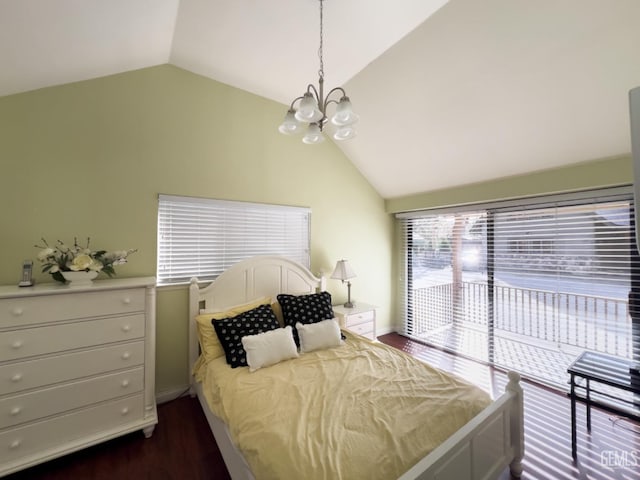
[157,195,310,285]
[398,187,640,389]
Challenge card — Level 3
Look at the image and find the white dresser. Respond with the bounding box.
[0,277,157,477]
[333,303,377,340]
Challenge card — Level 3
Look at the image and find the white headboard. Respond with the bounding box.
[188,255,326,379]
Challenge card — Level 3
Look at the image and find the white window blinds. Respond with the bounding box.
[397,187,640,389]
[157,195,310,285]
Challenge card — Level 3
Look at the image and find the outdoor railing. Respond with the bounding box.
[411,282,633,359]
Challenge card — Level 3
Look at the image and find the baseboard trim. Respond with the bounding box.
[376,325,396,336]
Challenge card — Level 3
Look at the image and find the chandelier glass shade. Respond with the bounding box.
[302,123,325,144]
[279,0,358,143]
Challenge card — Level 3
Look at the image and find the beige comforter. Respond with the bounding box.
[196,332,491,480]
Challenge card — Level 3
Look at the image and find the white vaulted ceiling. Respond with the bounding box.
[2,0,640,199]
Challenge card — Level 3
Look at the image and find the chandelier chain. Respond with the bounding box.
[318,0,324,80]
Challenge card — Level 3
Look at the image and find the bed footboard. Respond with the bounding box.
[398,371,524,480]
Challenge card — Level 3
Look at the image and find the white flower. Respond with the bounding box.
[34,237,136,282]
[88,260,104,272]
[70,254,94,271]
[37,248,55,261]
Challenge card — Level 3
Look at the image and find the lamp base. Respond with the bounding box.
[344,281,354,308]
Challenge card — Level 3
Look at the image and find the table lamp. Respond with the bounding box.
[331,259,356,308]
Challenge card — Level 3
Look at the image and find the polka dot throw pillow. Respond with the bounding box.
[276,292,334,346]
[213,304,280,368]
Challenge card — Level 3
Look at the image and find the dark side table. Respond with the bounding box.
[567,351,640,459]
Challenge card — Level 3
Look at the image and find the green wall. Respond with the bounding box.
[385,155,632,213]
[0,65,393,397]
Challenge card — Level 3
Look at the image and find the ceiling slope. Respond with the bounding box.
[2,0,640,199]
[339,0,640,198]
[0,0,179,97]
[169,0,448,105]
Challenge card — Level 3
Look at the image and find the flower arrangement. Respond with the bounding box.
[35,237,137,283]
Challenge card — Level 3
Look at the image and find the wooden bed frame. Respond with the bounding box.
[188,255,524,480]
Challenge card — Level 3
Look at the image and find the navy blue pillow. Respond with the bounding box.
[277,292,334,345]
[213,304,279,368]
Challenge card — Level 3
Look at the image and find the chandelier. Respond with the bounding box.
[278,0,358,144]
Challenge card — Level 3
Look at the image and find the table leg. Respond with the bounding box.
[586,378,591,432]
[571,374,577,459]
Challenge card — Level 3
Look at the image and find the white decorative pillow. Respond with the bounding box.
[296,319,343,353]
[241,326,299,372]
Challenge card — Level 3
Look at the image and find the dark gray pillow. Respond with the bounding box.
[213,304,279,368]
[277,292,334,345]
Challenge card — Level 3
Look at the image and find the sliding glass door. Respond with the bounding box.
[399,188,638,389]
[404,211,490,361]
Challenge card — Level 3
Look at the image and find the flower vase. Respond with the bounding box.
[61,270,98,286]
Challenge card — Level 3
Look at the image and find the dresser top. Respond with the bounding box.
[0,276,156,299]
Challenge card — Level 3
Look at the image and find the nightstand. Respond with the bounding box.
[333,303,376,340]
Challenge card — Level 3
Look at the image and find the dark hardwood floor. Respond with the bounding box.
[6,333,640,479]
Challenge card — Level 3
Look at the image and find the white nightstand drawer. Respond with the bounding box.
[349,321,374,338]
[0,288,146,328]
[0,314,145,361]
[333,303,377,341]
[0,394,144,467]
[0,341,144,396]
[344,310,375,327]
[0,368,144,429]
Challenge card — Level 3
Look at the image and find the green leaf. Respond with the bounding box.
[51,271,66,283]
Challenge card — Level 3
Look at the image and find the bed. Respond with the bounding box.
[188,255,524,480]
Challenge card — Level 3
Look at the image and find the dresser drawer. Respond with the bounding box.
[0,341,144,396]
[0,314,145,361]
[0,277,156,477]
[0,394,144,467]
[0,368,144,429]
[344,310,375,327]
[0,288,146,328]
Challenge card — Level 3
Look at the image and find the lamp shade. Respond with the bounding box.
[295,92,324,123]
[331,259,356,281]
[302,123,325,144]
[333,125,357,141]
[278,109,303,135]
[331,97,359,126]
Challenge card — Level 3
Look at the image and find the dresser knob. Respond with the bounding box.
[121,407,130,415]
[11,340,23,349]
[121,379,130,388]
[121,352,131,360]
[9,439,21,449]
[10,406,22,416]
[11,373,23,382]
[11,307,23,316]
[122,297,131,305]
[121,325,131,332]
